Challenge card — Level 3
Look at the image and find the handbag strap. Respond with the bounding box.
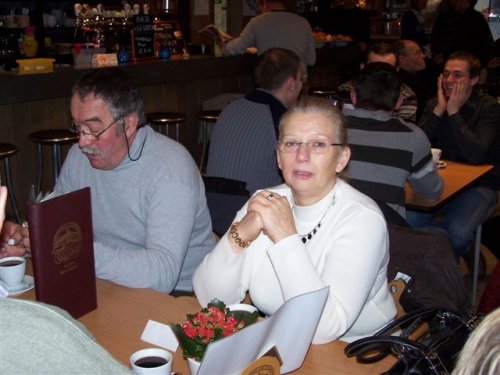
[374,307,475,337]
[345,335,428,364]
[344,308,479,365]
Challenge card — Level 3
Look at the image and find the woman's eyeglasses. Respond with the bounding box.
[277,139,344,154]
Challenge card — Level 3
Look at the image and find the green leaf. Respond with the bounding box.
[207,299,227,311]
[169,323,207,361]
[237,310,259,325]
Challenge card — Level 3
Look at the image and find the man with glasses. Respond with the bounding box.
[335,42,418,123]
[411,51,499,265]
[344,62,443,224]
[394,39,436,121]
[2,68,214,294]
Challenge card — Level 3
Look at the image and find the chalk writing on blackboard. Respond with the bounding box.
[154,20,187,57]
[132,14,155,60]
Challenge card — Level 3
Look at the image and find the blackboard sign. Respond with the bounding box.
[132,14,155,60]
[153,20,187,57]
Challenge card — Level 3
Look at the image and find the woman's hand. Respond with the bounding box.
[228,190,297,253]
[246,190,296,244]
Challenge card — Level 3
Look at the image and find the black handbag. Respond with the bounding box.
[344,307,481,375]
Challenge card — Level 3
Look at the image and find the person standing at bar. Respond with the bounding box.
[431,0,493,68]
[401,0,430,49]
[224,0,316,67]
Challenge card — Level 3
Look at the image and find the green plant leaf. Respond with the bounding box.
[169,323,206,361]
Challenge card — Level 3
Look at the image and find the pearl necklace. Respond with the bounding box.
[297,194,336,244]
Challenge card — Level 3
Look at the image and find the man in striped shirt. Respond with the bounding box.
[343,62,443,224]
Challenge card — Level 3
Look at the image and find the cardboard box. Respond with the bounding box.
[16,58,55,75]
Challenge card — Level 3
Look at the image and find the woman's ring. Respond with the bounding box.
[266,193,274,200]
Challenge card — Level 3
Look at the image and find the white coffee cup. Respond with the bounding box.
[0,256,26,287]
[227,303,258,314]
[431,148,442,164]
[129,348,172,375]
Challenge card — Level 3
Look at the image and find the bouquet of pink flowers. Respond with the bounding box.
[170,299,258,361]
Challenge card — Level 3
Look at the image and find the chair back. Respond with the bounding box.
[202,93,244,111]
[203,176,250,236]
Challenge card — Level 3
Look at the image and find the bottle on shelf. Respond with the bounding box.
[22,26,38,58]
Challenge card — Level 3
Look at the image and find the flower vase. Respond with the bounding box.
[187,357,201,375]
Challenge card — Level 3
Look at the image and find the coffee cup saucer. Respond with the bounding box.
[436,161,447,169]
[0,275,34,296]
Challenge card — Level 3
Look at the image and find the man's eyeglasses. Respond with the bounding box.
[69,117,122,141]
[442,71,466,80]
[277,139,344,154]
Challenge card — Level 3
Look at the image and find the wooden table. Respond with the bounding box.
[405,160,493,211]
[20,277,396,374]
[405,160,493,305]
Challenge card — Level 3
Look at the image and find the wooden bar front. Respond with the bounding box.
[1,46,361,218]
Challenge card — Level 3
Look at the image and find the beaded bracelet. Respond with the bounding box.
[230,222,252,248]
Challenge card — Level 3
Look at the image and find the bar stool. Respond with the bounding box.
[309,87,337,99]
[29,129,79,194]
[0,143,21,223]
[196,110,221,171]
[309,87,343,109]
[147,112,187,142]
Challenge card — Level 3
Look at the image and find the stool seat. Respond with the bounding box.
[308,87,337,97]
[0,143,18,158]
[29,129,79,194]
[196,110,221,122]
[197,110,221,171]
[0,143,21,223]
[29,129,79,144]
[147,112,187,142]
[308,87,343,109]
[147,112,187,124]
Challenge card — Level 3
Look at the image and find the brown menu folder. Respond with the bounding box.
[26,187,97,318]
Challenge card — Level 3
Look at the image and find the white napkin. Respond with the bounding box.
[140,319,179,352]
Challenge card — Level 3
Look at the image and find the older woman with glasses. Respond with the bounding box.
[193,97,396,344]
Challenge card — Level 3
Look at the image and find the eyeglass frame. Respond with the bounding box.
[69,117,123,141]
[276,139,345,154]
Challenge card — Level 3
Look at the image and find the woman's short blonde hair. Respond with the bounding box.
[278,96,348,146]
[452,308,500,375]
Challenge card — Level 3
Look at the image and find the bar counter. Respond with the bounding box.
[1,45,361,218]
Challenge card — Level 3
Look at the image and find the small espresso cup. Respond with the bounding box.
[431,148,442,165]
[129,348,172,375]
[0,256,26,287]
